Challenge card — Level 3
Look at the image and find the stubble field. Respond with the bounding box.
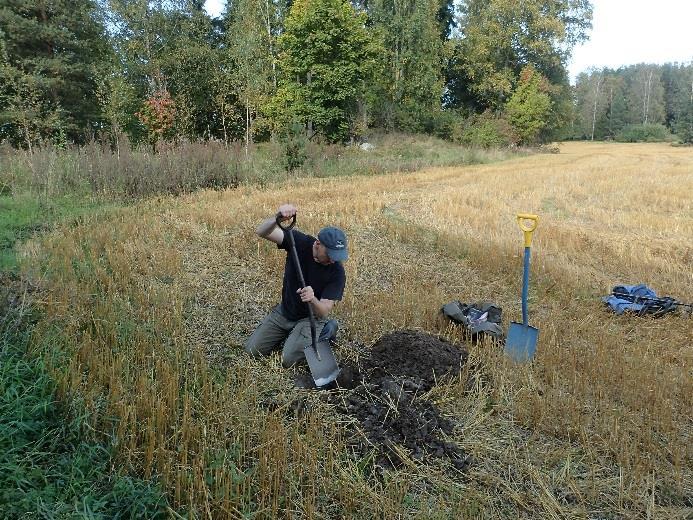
[23,141,692,518]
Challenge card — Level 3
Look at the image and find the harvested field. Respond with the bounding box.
[22,142,693,518]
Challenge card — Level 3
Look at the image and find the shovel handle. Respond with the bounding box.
[516,214,538,248]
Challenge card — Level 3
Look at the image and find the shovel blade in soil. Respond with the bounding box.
[505,322,538,362]
[304,340,340,387]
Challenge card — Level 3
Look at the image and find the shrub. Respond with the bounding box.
[505,66,552,145]
[615,124,672,143]
[458,112,519,148]
[423,110,462,141]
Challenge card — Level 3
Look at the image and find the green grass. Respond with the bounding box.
[0,294,173,519]
[0,193,117,271]
[0,188,176,518]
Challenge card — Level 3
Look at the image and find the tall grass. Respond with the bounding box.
[0,276,173,518]
[0,134,519,200]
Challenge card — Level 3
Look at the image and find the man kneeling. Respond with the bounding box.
[244,203,347,367]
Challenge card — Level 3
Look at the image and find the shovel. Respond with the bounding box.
[505,213,539,362]
[277,214,341,387]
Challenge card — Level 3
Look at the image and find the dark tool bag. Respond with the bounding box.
[441,301,504,340]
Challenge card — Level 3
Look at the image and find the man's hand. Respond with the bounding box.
[256,203,297,244]
[296,285,315,303]
[297,287,335,318]
[277,204,297,221]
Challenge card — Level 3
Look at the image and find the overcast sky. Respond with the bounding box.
[568,0,693,81]
[204,0,693,84]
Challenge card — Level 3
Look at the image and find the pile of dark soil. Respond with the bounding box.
[301,330,470,471]
[364,329,466,390]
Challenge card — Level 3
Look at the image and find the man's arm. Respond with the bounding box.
[256,203,296,245]
[296,286,335,318]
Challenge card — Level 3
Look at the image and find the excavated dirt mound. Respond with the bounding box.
[364,329,466,390]
[300,330,470,471]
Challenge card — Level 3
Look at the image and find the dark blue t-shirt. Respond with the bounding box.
[278,229,346,321]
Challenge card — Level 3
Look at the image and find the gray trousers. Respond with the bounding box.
[244,305,327,367]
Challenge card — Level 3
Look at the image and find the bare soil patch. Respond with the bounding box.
[298,330,470,471]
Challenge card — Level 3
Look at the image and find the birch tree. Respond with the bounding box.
[625,65,665,125]
[574,70,606,139]
[226,0,279,151]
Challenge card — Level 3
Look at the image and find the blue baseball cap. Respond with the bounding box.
[318,226,348,262]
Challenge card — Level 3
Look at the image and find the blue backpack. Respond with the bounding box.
[602,285,681,317]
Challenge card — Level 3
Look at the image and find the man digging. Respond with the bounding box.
[244,203,347,367]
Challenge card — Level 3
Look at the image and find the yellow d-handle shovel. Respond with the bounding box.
[276,214,341,387]
[505,214,539,362]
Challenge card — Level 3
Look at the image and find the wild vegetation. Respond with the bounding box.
[1,0,595,148]
[0,273,173,517]
[2,0,686,151]
[7,141,691,518]
[1,0,691,517]
[0,135,516,517]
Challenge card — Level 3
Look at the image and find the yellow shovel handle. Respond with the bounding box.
[516,213,539,247]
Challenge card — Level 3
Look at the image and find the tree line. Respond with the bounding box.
[1,0,689,150]
[572,63,693,143]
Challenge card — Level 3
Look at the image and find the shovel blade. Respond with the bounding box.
[505,322,538,362]
[304,340,340,387]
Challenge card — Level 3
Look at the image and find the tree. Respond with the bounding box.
[0,0,111,145]
[673,72,693,143]
[448,0,592,111]
[0,57,54,150]
[662,63,693,143]
[225,0,282,150]
[618,65,665,126]
[367,0,446,132]
[105,0,221,143]
[94,67,140,153]
[574,68,606,140]
[505,65,552,145]
[270,0,374,142]
[136,89,176,150]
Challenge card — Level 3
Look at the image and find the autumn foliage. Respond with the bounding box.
[136,90,176,145]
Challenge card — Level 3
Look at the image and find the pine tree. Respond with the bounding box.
[0,0,111,145]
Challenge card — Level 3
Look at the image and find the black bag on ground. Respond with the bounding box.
[441,301,504,340]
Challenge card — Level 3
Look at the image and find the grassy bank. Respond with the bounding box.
[0,275,173,518]
[0,133,519,199]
